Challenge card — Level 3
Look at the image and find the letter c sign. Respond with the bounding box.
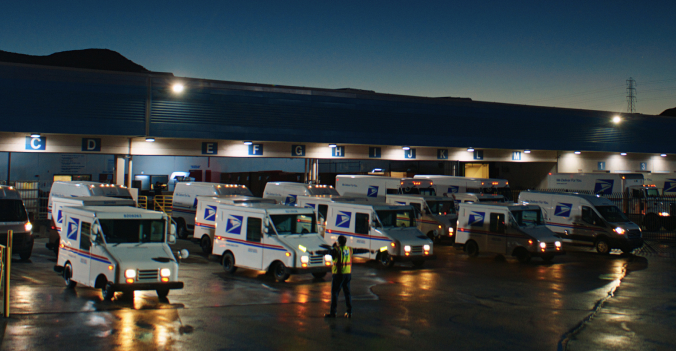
[25,136,46,150]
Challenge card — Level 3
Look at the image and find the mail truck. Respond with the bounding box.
[55,206,185,300]
[455,203,563,262]
[296,195,366,236]
[263,182,339,206]
[335,175,435,201]
[385,194,457,242]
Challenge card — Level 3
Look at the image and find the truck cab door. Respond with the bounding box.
[246,217,265,270]
[488,213,507,254]
[75,221,93,285]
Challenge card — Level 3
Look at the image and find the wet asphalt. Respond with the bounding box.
[0,237,675,351]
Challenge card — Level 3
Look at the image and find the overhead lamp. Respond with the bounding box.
[145,137,155,142]
[660,153,667,157]
[243,141,253,145]
[30,133,41,138]
[372,168,384,173]
[467,147,475,152]
[612,116,621,124]
[172,83,185,93]
[402,146,411,151]
[524,149,531,154]
[328,144,337,148]
[574,151,581,155]
[620,152,627,156]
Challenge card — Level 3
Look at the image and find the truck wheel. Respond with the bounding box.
[595,238,611,255]
[664,218,676,231]
[200,235,212,254]
[19,250,32,261]
[272,262,290,282]
[515,248,531,263]
[312,272,327,279]
[101,282,115,301]
[412,260,425,267]
[156,289,169,299]
[465,241,479,257]
[377,252,395,268]
[644,213,661,232]
[64,263,77,289]
[176,219,188,239]
[222,252,237,274]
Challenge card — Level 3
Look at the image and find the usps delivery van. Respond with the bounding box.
[194,195,276,253]
[48,181,133,221]
[0,185,34,260]
[172,182,254,238]
[55,206,185,300]
[413,175,484,196]
[335,175,435,201]
[212,203,332,282]
[296,195,367,236]
[453,193,506,207]
[518,191,643,254]
[324,202,435,267]
[455,203,563,262]
[263,182,339,206]
[385,194,457,242]
[47,196,136,253]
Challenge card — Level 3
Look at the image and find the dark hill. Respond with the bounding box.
[660,107,676,117]
[0,49,149,73]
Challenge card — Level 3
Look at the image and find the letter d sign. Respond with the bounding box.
[81,138,101,152]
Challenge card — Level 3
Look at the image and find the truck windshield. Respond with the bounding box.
[426,201,456,215]
[595,206,630,223]
[308,187,339,196]
[479,198,505,203]
[98,219,165,244]
[215,187,253,196]
[376,209,417,228]
[270,214,316,235]
[0,200,28,222]
[510,210,543,227]
[645,188,661,197]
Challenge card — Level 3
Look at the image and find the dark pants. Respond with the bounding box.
[330,273,352,314]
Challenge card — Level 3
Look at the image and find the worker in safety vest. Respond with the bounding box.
[320,235,370,318]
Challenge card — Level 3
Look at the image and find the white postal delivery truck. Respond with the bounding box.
[385,194,457,242]
[263,182,339,206]
[335,175,435,201]
[0,185,34,260]
[55,206,185,300]
[518,191,643,254]
[48,181,133,223]
[47,196,136,253]
[194,195,276,253]
[296,195,366,236]
[452,193,506,207]
[455,203,563,262]
[212,203,332,282]
[324,202,435,267]
[172,182,254,238]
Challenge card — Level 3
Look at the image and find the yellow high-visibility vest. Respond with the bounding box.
[332,246,352,274]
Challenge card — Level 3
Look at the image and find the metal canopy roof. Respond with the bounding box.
[1,61,674,154]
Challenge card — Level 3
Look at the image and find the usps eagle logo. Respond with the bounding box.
[468,211,485,227]
[66,218,80,240]
[555,203,572,217]
[367,186,379,198]
[204,205,217,221]
[336,211,351,228]
[593,179,614,195]
[225,215,243,234]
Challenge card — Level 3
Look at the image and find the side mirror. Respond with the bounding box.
[263,226,269,234]
[28,212,35,222]
[170,223,177,236]
[91,233,98,243]
[178,249,189,260]
[264,217,270,227]
[168,233,177,245]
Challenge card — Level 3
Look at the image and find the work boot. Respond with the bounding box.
[324,313,336,318]
[344,312,352,318]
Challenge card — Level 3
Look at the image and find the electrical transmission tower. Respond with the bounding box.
[626,77,636,113]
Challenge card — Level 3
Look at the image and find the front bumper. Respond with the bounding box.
[288,265,332,274]
[392,254,437,262]
[0,232,33,253]
[611,237,644,251]
[111,281,184,292]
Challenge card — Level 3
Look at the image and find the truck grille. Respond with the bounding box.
[309,254,324,265]
[628,230,641,239]
[411,245,423,254]
[138,269,159,281]
[545,243,557,250]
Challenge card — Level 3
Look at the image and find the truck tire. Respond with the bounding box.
[465,240,479,257]
[644,213,661,232]
[102,282,115,301]
[311,272,327,279]
[176,218,188,239]
[514,248,531,263]
[222,252,237,274]
[64,263,77,289]
[156,289,169,299]
[664,218,676,232]
[377,252,395,268]
[200,235,212,254]
[272,262,290,282]
[19,250,32,261]
[595,238,611,255]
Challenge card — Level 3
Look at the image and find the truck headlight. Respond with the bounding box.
[324,254,332,266]
[659,212,670,217]
[24,222,32,232]
[160,268,171,277]
[300,256,309,264]
[614,227,626,235]
[539,242,547,249]
[423,245,430,251]
[555,241,561,248]
[404,245,411,252]
[124,269,136,279]
[448,227,454,234]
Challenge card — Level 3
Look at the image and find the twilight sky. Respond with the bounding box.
[2,1,675,115]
